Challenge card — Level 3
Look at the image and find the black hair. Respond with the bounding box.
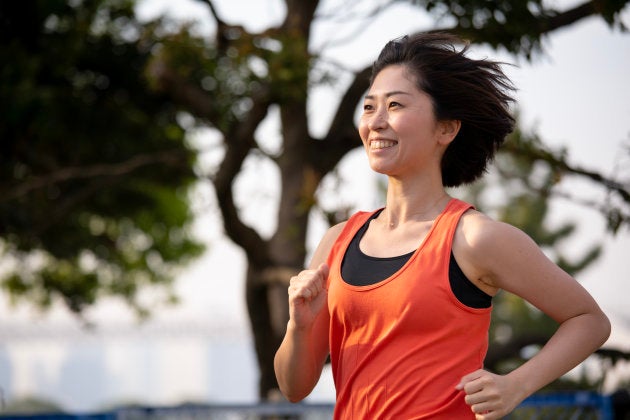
[371,32,516,187]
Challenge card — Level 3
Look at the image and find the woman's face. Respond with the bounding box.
[359,65,449,178]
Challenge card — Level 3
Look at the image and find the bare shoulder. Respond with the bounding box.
[320,221,347,250]
[308,221,347,269]
[457,209,531,251]
[454,209,544,291]
[325,220,347,239]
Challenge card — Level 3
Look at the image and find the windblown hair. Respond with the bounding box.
[371,32,516,187]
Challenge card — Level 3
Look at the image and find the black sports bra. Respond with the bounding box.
[340,210,492,309]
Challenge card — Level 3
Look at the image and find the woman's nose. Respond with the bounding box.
[367,109,387,130]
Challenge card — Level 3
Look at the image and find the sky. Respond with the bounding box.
[0,0,629,412]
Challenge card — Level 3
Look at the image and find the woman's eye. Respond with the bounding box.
[363,104,373,111]
[388,101,401,108]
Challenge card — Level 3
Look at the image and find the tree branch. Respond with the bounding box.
[195,0,224,27]
[283,0,320,34]
[596,347,630,365]
[32,175,122,238]
[147,59,219,122]
[427,0,627,56]
[544,1,599,32]
[526,0,626,35]
[192,0,235,51]
[212,87,273,268]
[1,150,188,203]
[501,141,630,204]
[311,66,371,174]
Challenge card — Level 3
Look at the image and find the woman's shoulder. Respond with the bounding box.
[323,220,347,242]
[312,209,379,261]
[458,208,528,249]
[455,208,547,290]
[308,220,348,269]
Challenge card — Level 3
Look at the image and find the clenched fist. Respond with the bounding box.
[287,263,330,331]
[456,369,526,419]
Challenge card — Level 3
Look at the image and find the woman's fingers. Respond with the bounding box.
[289,264,329,301]
[287,264,330,329]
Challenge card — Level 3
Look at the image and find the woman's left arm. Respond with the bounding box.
[455,214,611,419]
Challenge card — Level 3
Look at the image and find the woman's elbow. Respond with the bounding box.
[274,362,310,403]
[596,310,612,347]
[283,389,309,403]
[276,378,311,403]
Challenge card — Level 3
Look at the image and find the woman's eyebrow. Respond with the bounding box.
[364,90,411,100]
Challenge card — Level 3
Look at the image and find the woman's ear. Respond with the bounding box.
[437,119,461,145]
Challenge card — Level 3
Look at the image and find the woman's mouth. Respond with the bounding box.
[370,140,397,150]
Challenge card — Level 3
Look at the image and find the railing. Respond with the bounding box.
[507,391,614,419]
[0,391,615,419]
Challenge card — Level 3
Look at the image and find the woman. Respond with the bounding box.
[274,32,610,419]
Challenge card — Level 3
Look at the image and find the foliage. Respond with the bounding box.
[0,0,204,317]
[417,0,628,57]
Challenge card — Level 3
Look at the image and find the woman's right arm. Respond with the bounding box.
[274,223,345,402]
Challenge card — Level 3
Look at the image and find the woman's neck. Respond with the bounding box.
[383,177,449,227]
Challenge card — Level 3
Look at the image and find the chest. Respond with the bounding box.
[359,220,434,258]
[329,251,458,337]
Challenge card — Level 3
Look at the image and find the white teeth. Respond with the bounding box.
[371,140,397,149]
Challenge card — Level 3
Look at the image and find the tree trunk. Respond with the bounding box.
[245,264,286,399]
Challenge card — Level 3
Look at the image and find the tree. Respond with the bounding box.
[144,0,629,398]
[0,0,204,317]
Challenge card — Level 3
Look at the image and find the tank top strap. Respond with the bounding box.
[429,198,474,251]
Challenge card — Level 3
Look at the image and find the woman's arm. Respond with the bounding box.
[273,223,345,402]
[454,212,611,419]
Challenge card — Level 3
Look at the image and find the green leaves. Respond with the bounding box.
[0,0,203,318]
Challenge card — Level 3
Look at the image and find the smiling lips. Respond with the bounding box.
[370,139,398,150]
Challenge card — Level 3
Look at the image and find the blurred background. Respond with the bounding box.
[1,0,629,414]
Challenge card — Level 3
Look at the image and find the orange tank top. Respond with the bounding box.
[326,198,491,419]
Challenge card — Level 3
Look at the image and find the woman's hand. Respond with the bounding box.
[287,263,329,331]
[456,369,527,419]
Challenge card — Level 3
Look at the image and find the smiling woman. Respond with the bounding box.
[274,32,611,420]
